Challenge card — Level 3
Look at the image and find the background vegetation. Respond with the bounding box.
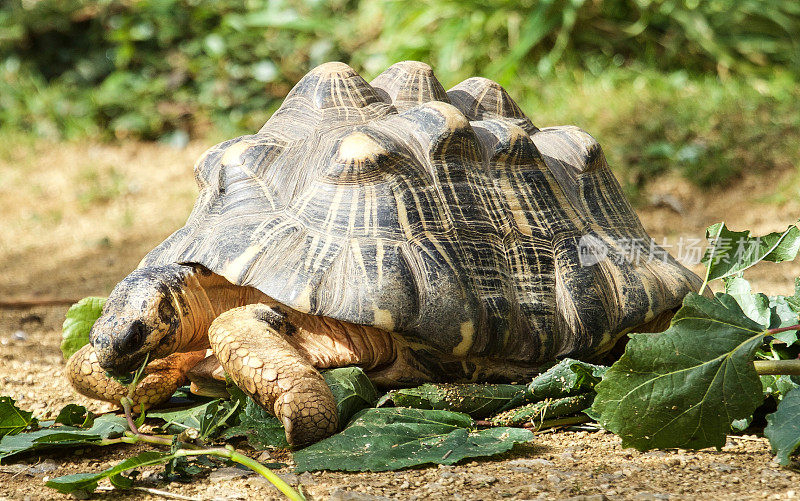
[1,0,799,190]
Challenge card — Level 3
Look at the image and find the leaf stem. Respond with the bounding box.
[766,324,800,336]
[753,359,800,376]
[172,447,304,501]
[120,397,140,435]
[523,414,591,431]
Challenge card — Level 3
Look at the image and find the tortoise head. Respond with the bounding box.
[90,264,186,376]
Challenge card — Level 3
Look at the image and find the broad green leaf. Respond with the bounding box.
[54,404,94,428]
[765,386,800,465]
[46,450,172,493]
[293,407,532,472]
[151,402,213,432]
[527,359,607,399]
[322,367,378,425]
[788,278,800,312]
[592,292,766,451]
[726,276,799,346]
[0,414,126,462]
[61,297,106,360]
[490,393,594,427]
[701,222,800,283]
[725,276,772,326]
[222,386,288,449]
[378,383,524,418]
[151,399,238,440]
[502,359,606,411]
[769,280,800,345]
[0,396,36,438]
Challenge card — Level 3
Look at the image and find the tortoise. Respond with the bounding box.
[66,61,702,447]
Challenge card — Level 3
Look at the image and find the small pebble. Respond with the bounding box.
[546,474,562,485]
[633,493,671,500]
[279,472,299,485]
[299,471,317,485]
[710,462,739,473]
[28,459,57,475]
[508,458,553,468]
[209,466,251,481]
[470,474,497,485]
[328,488,392,501]
[69,489,91,500]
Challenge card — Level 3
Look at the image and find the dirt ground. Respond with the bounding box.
[1,137,800,500]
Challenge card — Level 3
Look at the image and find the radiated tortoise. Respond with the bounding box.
[66,61,702,447]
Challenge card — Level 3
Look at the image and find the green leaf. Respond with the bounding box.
[761,374,800,400]
[150,399,237,440]
[0,414,126,462]
[293,407,532,472]
[46,450,172,493]
[592,292,766,451]
[701,222,800,283]
[0,396,36,438]
[378,383,524,418]
[788,278,800,312]
[490,393,594,427]
[765,386,800,465]
[725,276,772,326]
[527,358,607,399]
[54,404,94,428]
[221,386,288,449]
[501,359,607,411]
[769,280,800,345]
[731,417,752,432]
[61,297,106,360]
[322,367,378,425]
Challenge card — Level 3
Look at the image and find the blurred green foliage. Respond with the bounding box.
[1,0,799,187]
[360,0,800,84]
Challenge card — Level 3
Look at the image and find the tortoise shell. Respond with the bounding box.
[142,61,701,368]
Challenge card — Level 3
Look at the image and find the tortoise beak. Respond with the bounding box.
[91,315,152,376]
[102,352,149,378]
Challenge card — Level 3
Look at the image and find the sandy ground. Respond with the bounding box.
[1,136,800,500]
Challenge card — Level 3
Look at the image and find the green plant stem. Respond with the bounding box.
[754,359,800,375]
[767,324,800,336]
[120,397,140,434]
[173,446,304,501]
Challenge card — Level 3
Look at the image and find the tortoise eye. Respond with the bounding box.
[158,299,176,324]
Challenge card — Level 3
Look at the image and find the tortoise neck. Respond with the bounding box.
[173,266,270,352]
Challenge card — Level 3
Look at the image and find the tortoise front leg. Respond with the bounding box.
[208,304,340,447]
[66,344,206,411]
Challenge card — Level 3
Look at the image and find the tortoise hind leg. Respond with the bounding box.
[208,304,356,447]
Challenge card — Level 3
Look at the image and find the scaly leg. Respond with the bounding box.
[207,303,398,447]
[66,344,206,411]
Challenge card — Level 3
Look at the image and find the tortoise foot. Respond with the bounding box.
[208,304,339,447]
[66,344,206,411]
